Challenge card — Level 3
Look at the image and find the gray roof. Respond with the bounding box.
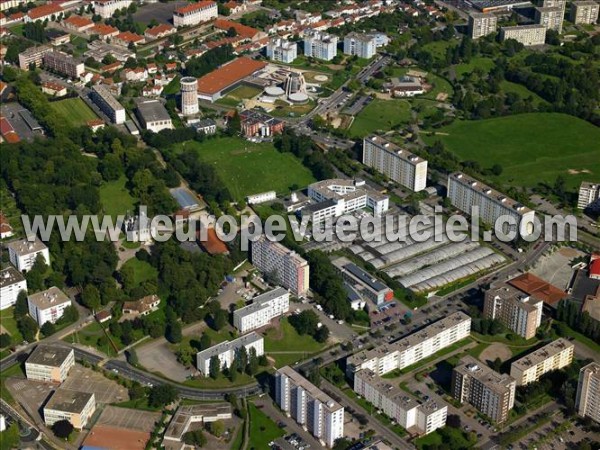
[27,345,73,367]
[136,100,171,123]
[196,332,263,362]
[234,287,288,319]
[44,389,94,414]
[5,237,48,256]
[28,287,71,311]
[0,266,26,289]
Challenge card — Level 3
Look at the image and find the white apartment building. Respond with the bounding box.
[362,136,428,192]
[510,338,574,385]
[6,237,50,272]
[266,38,298,63]
[247,191,277,205]
[91,85,126,124]
[173,1,218,27]
[447,172,536,238]
[343,32,377,59]
[25,345,75,383]
[233,287,290,333]
[304,31,338,61]
[44,390,96,429]
[303,179,389,223]
[1,0,26,11]
[0,267,27,310]
[570,1,599,24]
[93,0,132,18]
[576,362,600,423]
[468,12,498,39]
[196,332,264,376]
[534,6,564,33]
[500,25,547,46]
[28,287,72,326]
[578,182,600,211]
[347,312,471,376]
[354,369,447,435]
[251,235,309,297]
[275,366,345,447]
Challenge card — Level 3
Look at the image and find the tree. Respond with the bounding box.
[209,355,220,379]
[52,420,74,439]
[246,347,259,376]
[0,422,20,450]
[14,291,29,320]
[490,164,503,176]
[0,333,11,348]
[18,316,39,342]
[207,420,225,437]
[447,414,461,428]
[314,325,330,343]
[176,342,195,367]
[183,429,207,446]
[60,305,79,323]
[41,321,56,337]
[148,384,178,407]
[226,26,237,37]
[81,284,101,311]
[210,309,228,331]
[166,321,182,343]
[200,333,211,350]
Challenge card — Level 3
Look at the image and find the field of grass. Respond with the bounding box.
[500,81,546,106]
[263,317,325,368]
[422,40,457,61]
[63,321,116,356]
[0,182,23,240]
[48,98,99,128]
[99,176,136,217]
[247,402,285,449]
[225,84,263,101]
[454,57,495,78]
[270,100,316,118]
[0,307,23,344]
[350,98,413,138]
[121,258,158,286]
[424,113,600,190]
[173,138,315,201]
[183,371,256,389]
[422,73,454,101]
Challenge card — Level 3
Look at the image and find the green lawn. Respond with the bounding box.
[162,76,181,96]
[454,57,495,78]
[99,175,136,217]
[350,98,413,138]
[270,100,316,118]
[224,84,263,101]
[183,372,256,389]
[0,363,25,403]
[424,113,600,190]
[500,81,546,106]
[48,98,99,128]
[62,321,116,356]
[422,40,457,61]
[173,138,315,201]
[263,317,326,368]
[0,182,23,239]
[247,402,285,449]
[121,258,158,286]
[0,307,23,344]
[422,73,454,101]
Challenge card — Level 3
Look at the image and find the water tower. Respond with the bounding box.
[180,77,199,116]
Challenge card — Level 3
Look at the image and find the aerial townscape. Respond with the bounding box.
[0,0,599,449]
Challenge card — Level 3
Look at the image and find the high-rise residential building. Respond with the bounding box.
[0,267,27,310]
[304,30,338,61]
[42,51,84,79]
[275,366,345,447]
[570,1,599,24]
[468,12,498,39]
[578,182,600,211]
[510,338,574,385]
[483,281,543,339]
[6,237,50,272]
[347,312,471,377]
[18,45,52,70]
[576,362,600,423]
[180,77,199,116]
[354,369,447,435]
[233,287,290,333]
[91,85,126,124]
[173,1,218,27]
[28,287,72,326]
[25,346,75,383]
[452,356,516,423]
[44,390,96,429]
[251,235,309,297]
[266,38,298,63]
[196,332,264,376]
[362,136,428,192]
[93,0,133,18]
[343,32,377,59]
[534,6,564,33]
[499,25,547,46]
[447,172,536,238]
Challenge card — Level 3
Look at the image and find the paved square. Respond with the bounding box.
[60,365,128,404]
[96,406,160,433]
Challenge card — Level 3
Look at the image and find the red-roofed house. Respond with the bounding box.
[0,212,14,239]
[173,0,217,27]
[113,31,144,47]
[224,1,246,14]
[590,254,600,281]
[198,228,229,255]
[88,23,119,40]
[25,3,63,22]
[100,61,123,73]
[144,23,175,40]
[0,116,20,144]
[41,81,67,96]
[62,15,94,32]
[8,11,25,22]
[197,56,266,102]
[214,18,266,41]
[123,67,148,82]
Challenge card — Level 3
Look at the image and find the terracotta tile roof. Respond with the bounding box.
[9,12,25,20]
[197,56,266,95]
[42,81,65,91]
[508,273,568,306]
[115,31,144,43]
[198,228,229,255]
[100,61,123,72]
[214,18,259,39]
[63,15,93,28]
[0,116,14,135]
[145,23,174,36]
[590,255,600,278]
[175,1,216,15]
[27,3,63,20]
[91,23,119,35]
[0,80,6,93]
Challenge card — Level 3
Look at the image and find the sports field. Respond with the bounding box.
[424,113,600,190]
[350,98,413,137]
[174,137,315,201]
[48,97,99,128]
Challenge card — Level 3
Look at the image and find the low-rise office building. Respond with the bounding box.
[6,237,50,272]
[91,85,126,124]
[500,25,546,46]
[239,109,284,138]
[333,257,392,306]
[196,332,264,376]
[135,99,174,133]
[233,287,289,333]
[25,345,75,383]
[570,1,599,24]
[468,12,498,38]
[93,0,132,18]
[28,287,72,326]
[510,338,574,385]
[0,267,27,310]
[343,32,377,59]
[44,390,96,429]
[576,362,600,423]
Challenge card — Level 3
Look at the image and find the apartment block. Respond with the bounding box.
[500,25,547,46]
[251,235,309,297]
[275,366,344,447]
[42,51,84,79]
[534,6,564,33]
[576,362,600,423]
[173,1,218,27]
[468,12,498,39]
[196,332,264,376]
[28,287,72,326]
[0,267,27,310]
[18,45,52,70]
[6,237,50,272]
[343,32,377,59]
[452,356,516,423]
[304,30,338,61]
[233,287,290,333]
[92,0,133,18]
[266,38,298,63]
[570,1,599,24]
[333,257,393,306]
[354,369,447,435]
[484,281,543,339]
[447,172,536,238]
[362,135,428,192]
[510,338,574,385]
[347,312,471,377]
[577,181,600,211]
[91,85,126,124]
[44,390,96,429]
[25,345,75,383]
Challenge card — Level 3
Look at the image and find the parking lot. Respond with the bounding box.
[6,378,53,425]
[95,405,160,433]
[531,246,584,290]
[132,1,188,24]
[61,365,128,404]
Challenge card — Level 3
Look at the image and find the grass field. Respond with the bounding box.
[247,402,285,449]
[0,307,23,344]
[63,321,116,356]
[424,113,600,190]
[500,81,546,106]
[350,98,413,137]
[264,317,325,368]
[173,138,315,201]
[121,258,158,286]
[48,98,99,128]
[454,57,495,78]
[99,176,136,217]
[270,100,316,118]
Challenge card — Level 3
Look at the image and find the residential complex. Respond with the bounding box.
[333,257,393,306]
[251,235,310,297]
[468,12,498,39]
[303,31,338,61]
[266,38,298,63]
[570,1,599,24]
[343,32,377,59]
[577,181,600,211]
[135,99,174,133]
[6,237,50,272]
[173,1,218,28]
[18,45,52,71]
[43,390,96,429]
[233,287,290,333]
[510,338,574,385]
[483,281,543,339]
[354,369,448,435]
[275,366,345,447]
[576,362,600,423]
[180,77,199,116]
[28,287,72,326]
[447,172,536,238]
[42,51,84,79]
[91,84,126,124]
[239,109,284,138]
[346,312,471,376]
[534,6,564,33]
[0,267,27,310]
[362,136,428,192]
[499,25,547,46]
[452,356,516,423]
[93,0,133,18]
[196,332,264,376]
[25,345,75,383]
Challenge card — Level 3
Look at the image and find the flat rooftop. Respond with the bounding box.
[28,287,71,311]
[364,135,426,165]
[196,332,263,361]
[278,366,343,413]
[136,100,171,123]
[234,287,288,319]
[45,389,93,414]
[455,356,516,393]
[0,266,25,289]
[27,345,73,368]
[511,338,573,371]
[164,403,231,441]
[334,258,389,294]
[5,237,47,256]
[487,281,543,312]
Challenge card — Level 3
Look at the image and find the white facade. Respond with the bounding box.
[91,85,126,124]
[196,332,264,376]
[266,38,298,63]
[233,287,290,333]
[578,182,600,210]
[304,31,338,61]
[25,346,75,383]
[180,77,199,116]
[534,6,563,33]
[7,237,50,272]
[570,1,599,24]
[28,287,72,326]
[362,136,428,192]
[44,391,96,429]
[0,267,27,310]
[576,362,600,423]
[173,1,218,27]
[93,0,132,18]
[247,191,277,205]
[468,12,498,39]
[510,338,574,385]
[500,25,546,46]
[343,33,377,59]
[276,366,344,447]
[136,100,174,133]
